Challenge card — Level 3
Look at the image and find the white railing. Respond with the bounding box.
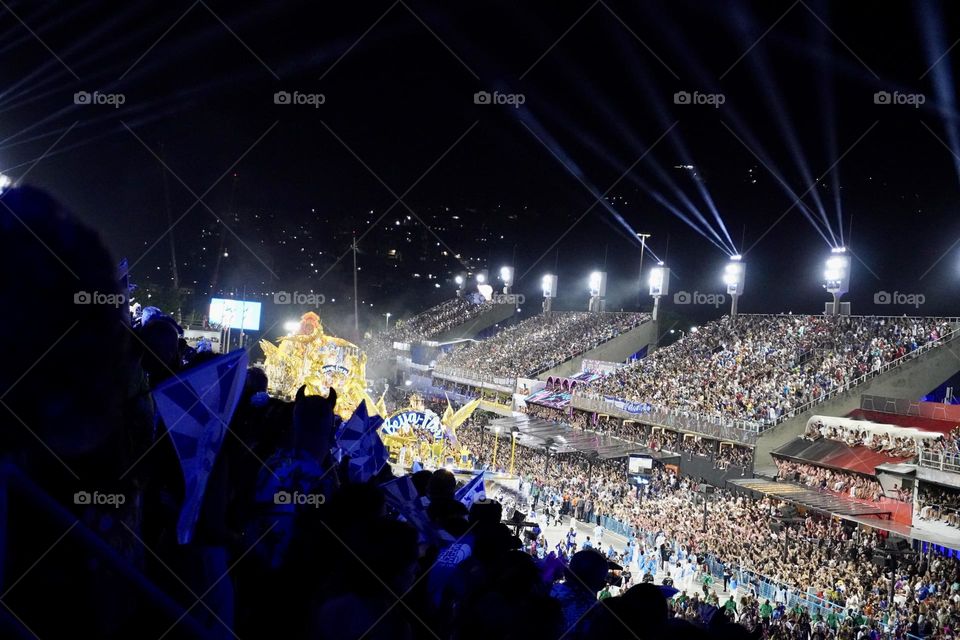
[919,450,960,474]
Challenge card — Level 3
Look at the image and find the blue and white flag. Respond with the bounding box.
[153,349,247,544]
[381,474,418,506]
[380,474,439,543]
[455,472,486,510]
[338,400,388,483]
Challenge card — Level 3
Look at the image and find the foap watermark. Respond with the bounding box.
[74,290,126,307]
[673,91,725,108]
[274,90,326,108]
[474,90,525,108]
[274,291,325,307]
[274,490,326,508]
[492,293,525,305]
[874,290,925,308]
[74,91,126,109]
[674,290,726,308]
[873,91,925,108]
[74,490,126,508]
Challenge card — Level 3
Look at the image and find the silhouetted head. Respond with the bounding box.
[0,186,130,458]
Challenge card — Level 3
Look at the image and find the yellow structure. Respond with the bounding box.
[380,394,481,469]
[260,311,379,420]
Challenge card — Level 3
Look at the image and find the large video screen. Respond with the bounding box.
[628,454,653,474]
[209,298,262,331]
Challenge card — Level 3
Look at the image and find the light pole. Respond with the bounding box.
[500,266,514,295]
[648,263,670,322]
[724,255,745,319]
[384,312,392,330]
[542,274,557,313]
[492,426,501,471]
[509,428,518,476]
[823,247,851,316]
[637,233,651,309]
[588,271,607,313]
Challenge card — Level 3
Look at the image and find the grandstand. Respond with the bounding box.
[575,314,959,443]
[363,294,516,376]
[432,311,652,389]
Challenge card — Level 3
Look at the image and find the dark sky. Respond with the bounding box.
[3,0,960,334]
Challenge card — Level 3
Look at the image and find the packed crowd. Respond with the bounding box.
[920,427,960,469]
[524,405,755,470]
[386,294,494,344]
[363,294,494,369]
[437,312,648,378]
[590,314,952,427]
[457,419,960,638]
[805,419,920,458]
[918,485,960,528]
[774,459,896,502]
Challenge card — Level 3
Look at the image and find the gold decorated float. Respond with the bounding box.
[380,393,481,469]
[260,311,381,420]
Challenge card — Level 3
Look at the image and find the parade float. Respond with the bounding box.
[380,393,480,470]
[260,311,382,420]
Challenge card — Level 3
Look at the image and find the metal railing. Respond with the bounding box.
[919,449,960,473]
[572,391,760,445]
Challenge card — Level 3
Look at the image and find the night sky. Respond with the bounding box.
[3,0,960,337]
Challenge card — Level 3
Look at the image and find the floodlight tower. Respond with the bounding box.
[542,274,558,313]
[588,271,607,312]
[500,266,515,294]
[475,269,492,301]
[723,255,746,318]
[648,263,670,321]
[454,273,466,298]
[823,247,851,316]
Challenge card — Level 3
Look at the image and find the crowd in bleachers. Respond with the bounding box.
[524,404,755,470]
[363,295,495,369]
[920,426,960,468]
[774,459,895,502]
[804,418,920,457]
[437,312,648,378]
[917,485,960,528]
[590,314,951,427]
[387,294,494,343]
[458,422,960,638]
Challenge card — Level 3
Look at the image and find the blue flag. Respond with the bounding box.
[338,400,388,483]
[455,472,486,510]
[153,349,247,544]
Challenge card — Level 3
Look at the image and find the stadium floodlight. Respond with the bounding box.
[500,265,514,295]
[588,271,607,312]
[648,263,670,321]
[542,274,558,313]
[723,256,746,318]
[476,272,486,284]
[823,247,851,315]
[454,272,467,297]
[0,173,11,194]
